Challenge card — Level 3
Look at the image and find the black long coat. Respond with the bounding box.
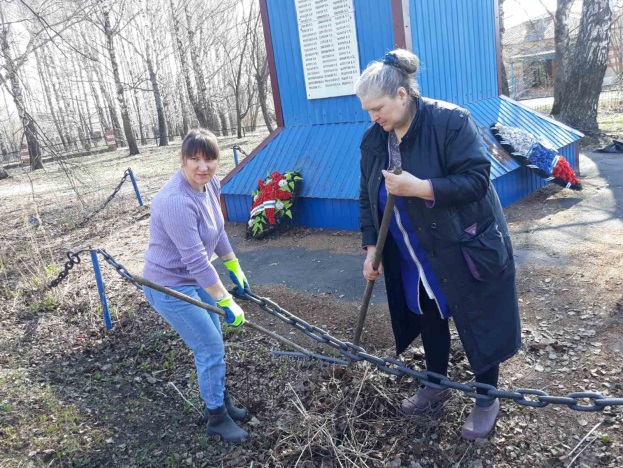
[359,96,521,375]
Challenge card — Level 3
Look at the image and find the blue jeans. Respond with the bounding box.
[143,285,226,409]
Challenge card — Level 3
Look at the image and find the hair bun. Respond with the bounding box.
[385,49,419,75]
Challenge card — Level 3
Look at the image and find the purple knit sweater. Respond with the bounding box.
[143,170,233,288]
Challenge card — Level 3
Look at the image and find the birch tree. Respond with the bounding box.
[250,5,274,132]
[551,0,575,116]
[1,4,43,169]
[556,0,613,133]
[100,4,139,154]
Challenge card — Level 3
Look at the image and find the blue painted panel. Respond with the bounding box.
[225,194,359,230]
[226,143,579,225]
[410,0,498,105]
[222,99,582,228]
[222,122,371,198]
[267,0,395,126]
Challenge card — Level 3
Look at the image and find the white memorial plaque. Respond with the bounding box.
[295,0,360,100]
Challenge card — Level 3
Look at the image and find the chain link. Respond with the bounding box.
[46,249,91,289]
[232,145,249,157]
[73,169,132,229]
[46,249,623,412]
[239,290,623,412]
[46,247,142,290]
[97,248,142,290]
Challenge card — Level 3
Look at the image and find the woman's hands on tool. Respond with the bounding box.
[382,170,434,200]
[363,246,383,281]
[216,294,246,327]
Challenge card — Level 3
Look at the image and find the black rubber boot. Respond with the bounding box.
[203,391,248,422]
[224,390,248,421]
[206,405,248,442]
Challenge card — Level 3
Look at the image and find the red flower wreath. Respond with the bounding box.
[247,170,303,239]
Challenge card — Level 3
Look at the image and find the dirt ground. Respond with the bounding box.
[0,132,622,467]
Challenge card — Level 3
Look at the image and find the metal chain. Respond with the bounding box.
[46,249,92,289]
[73,169,131,229]
[46,248,623,412]
[239,290,623,412]
[232,145,248,157]
[97,248,142,290]
[46,247,142,290]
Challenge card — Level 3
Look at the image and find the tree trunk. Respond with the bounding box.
[133,91,147,145]
[75,52,93,150]
[219,108,229,136]
[178,84,189,137]
[551,0,575,116]
[92,62,125,146]
[498,0,510,96]
[0,135,9,179]
[86,60,109,139]
[103,11,139,154]
[256,67,274,132]
[558,0,612,133]
[170,0,209,128]
[35,47,68,151]
[251,9,274,132]
[50,51,79,150]
[146,43,168,146]
[0,24,42,170]
[184,6,218,132]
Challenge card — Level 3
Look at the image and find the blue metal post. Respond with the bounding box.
[232,147,239,166]
[90,250,113,329]
[128,168,144,206]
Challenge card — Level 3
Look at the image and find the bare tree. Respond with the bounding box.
[610,12,623,86]
[250,6,274,132]
[100,5,139,154]
[0,13,42,169]
[551,0,575,116]
[170,0,210,129]
[223,5,256,138]
[184,5,219,133]
[142,0,169,146]
[557,0,613,133]
[498,0,510,96]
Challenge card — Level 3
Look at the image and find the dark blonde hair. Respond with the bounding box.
[181,128,220,161]
[355,49,420,101]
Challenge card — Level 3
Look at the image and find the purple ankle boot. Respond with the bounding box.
[461,398,500,440]
[401,386,452,415]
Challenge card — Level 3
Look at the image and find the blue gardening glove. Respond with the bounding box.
[223,258,250,293]
[216,295,245,327]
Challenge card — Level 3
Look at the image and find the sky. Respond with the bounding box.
[505,0,622,28]
[504,0,562,28]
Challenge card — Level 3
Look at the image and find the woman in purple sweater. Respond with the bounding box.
[143,129,250,442]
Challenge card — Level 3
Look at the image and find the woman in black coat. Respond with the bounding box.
[355,49,521,440]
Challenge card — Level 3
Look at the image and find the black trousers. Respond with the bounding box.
[417,282,499,393]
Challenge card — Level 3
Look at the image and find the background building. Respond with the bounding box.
[222,0,583,230]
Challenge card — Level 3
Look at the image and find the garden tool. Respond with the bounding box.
[353,165,402,346]
[136,277,315,357]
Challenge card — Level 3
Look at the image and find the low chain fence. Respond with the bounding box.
[45,247,623,413]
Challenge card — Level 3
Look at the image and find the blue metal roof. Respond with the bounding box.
[221,122,371,199]
[267,0,395,127]
[223,97,582,201]
[411,0,499,105]
[466,97,582,172]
